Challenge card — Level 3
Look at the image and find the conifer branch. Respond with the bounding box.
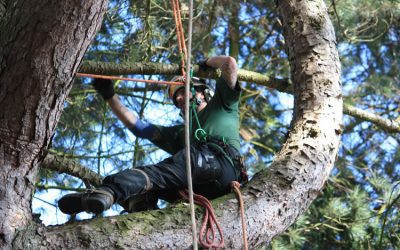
[79,61,400,133]
[41,153,102,186]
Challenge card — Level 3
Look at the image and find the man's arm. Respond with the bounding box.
[92,79,156,139]
[107,95,137,128]
[202,56,238,90]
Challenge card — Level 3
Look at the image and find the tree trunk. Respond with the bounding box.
[11,0,342,249]
[0,0,108,249]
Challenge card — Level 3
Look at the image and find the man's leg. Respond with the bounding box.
[58,156,187,215]
[58,144,237,215]
[101,157,187,202]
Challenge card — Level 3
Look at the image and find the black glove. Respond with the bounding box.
[92,78,115,100]
[197,58,210,71]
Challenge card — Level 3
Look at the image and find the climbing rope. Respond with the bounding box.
[179,190,224,249]
[171,0,187,77]
[180,181,249,249]
[173,0,199,249]
[231,181,248,250]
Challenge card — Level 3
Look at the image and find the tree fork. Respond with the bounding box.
[14,0,342,249]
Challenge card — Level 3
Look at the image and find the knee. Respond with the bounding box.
[103,169,153,193]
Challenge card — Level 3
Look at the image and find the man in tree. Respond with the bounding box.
[58,56,246,215]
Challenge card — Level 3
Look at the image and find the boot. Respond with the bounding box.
[58,187,114,215]
[119,193,158,213]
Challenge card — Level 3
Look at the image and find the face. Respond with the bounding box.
[174,88,206,113]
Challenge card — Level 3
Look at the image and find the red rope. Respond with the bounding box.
[174,0,187,57]
[179,182,249,249]
[179,190,225,249]
[76,73,184,86]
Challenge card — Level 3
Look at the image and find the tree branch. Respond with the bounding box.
[343,105,400,133]
[41,153,102,186]
[78,61,293,93]
[79,61,399,133]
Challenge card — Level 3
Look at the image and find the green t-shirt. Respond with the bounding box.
[151,77,241,155]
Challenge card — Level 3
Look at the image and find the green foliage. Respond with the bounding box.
[271,173,400,249]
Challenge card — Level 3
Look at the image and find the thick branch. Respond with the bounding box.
[41,154,102,186]
[79,61,399,133]
[79,61,293,93]
[0,0,108,248]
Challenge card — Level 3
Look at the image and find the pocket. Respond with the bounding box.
[192,145,223,184]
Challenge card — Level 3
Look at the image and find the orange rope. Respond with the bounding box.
[179,182,249,249]
[174,0,187,57]
[76,73,184,86]
[171,0,187,77]
[76,0,188,88]
[231,181,248,250]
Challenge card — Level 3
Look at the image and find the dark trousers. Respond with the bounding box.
[101,142,241,210]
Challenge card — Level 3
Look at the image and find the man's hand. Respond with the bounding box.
[197,58,210,71]
[92,78,115,100]
[205,56,238,90]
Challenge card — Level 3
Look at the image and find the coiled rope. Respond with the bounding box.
[179,190,224,249]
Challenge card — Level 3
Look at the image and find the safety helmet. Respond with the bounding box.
[168,76,214,107]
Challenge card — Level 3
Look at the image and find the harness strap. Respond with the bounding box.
[132,169,153,191]
[205,137,248,183]
[207,142,235,168]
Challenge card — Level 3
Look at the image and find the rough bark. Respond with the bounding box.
[0,0,5,21]
[0,0,108,249]
[12,0,342,249]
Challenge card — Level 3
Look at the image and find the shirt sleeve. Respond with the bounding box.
[128,119,157,140]
[129,121,184,155]
[150,124,184,155]
[212,77,241,110]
